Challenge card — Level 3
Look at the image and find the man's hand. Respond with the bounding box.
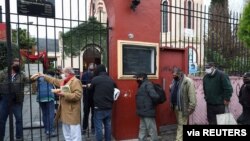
[52,89,64,96]
[188,108,195,115]
[224,100,230,105]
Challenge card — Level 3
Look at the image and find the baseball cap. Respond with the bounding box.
[205,62,215,69]
[133,72,147,78]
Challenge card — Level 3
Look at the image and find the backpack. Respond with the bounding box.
[152,83,166,104]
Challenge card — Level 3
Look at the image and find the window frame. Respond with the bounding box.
[117,40,159,79]
[161,0,171,32]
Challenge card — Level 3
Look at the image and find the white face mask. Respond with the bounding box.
[205,68,212,74]
[61,74,66,80]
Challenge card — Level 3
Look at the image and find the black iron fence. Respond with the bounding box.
[160,0,248,76]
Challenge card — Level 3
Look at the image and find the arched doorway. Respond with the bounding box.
[82,45,102,71]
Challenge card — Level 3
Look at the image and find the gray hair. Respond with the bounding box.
[63,67,75,75]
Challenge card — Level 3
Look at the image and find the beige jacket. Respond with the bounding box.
[44,75,83,125]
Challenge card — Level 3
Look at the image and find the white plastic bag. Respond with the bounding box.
[216,106,237,125]
[114,88,120,101]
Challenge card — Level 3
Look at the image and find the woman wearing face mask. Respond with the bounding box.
[237,72,250,125]
[34,67,83,141]
[203,62,233,125]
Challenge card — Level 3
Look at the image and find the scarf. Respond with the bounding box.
[62,74,74,86]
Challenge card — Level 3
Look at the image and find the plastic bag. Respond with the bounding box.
[216,106,237,125]
[114,88,120,101]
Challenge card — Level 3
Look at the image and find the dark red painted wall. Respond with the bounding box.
[104,0,175,140]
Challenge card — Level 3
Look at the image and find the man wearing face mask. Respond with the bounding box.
[34,67,83,141]
[0,64,29,141]
[89,64,116,141]
[237,72,250,125]
[203,62,233,125]
[134,72,159,141]
[170,67,196,141]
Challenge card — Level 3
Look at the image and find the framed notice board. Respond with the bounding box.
[117,40,159,79]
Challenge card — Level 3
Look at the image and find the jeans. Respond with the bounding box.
[39,101,55,134]
[0,94,23,140]
[94,110,112,141]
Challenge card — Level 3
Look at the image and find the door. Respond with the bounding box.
[157,48,187,125]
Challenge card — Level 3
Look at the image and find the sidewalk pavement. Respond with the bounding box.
[3,90,176,141]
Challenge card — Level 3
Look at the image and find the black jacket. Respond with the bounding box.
[90,72,116,110]
[136,79,159,117]
[239,84,250,108]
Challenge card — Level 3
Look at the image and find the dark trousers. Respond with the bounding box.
[82,91,94,132]
[207,104,225,125]
[0,95,23,140]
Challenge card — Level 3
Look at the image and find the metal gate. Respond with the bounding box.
[160,0,248,76]
[0,0,109,140]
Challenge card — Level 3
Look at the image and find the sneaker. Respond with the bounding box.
[48,131,57,138]
[82,130,86,135]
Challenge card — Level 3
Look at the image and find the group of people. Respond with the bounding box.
[134,67,196,141]
[32,63,116,141]
[134,62,249,141]
[0,60,250,141]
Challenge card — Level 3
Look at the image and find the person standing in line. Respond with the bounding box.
[237,72,250,125]
[34,67,83,141]
[89,64,116,141]
[35,70,57,137]
[134,72,159,141]
[54,66,62,115]
[203,62,233,125]
[0,64,28,141]
[170,67,196,141]
[81,63,95,135]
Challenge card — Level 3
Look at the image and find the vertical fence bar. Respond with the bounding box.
[77,0,81,74]
[5,0,14,140]
[199,4,202,75]
[179,0,181,49]
[221,11,225,72]
[174,0,176,48]
[62,0,65,67]
[0,6,2,23]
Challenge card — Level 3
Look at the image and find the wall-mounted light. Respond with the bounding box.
[128,33,134,39]
[130,0,140,11]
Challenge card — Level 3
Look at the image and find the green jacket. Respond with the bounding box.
[170,75,197,116]
[203,70,233,105]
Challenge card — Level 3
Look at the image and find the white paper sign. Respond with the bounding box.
[184,28,194,37]
[25,64,43,76]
